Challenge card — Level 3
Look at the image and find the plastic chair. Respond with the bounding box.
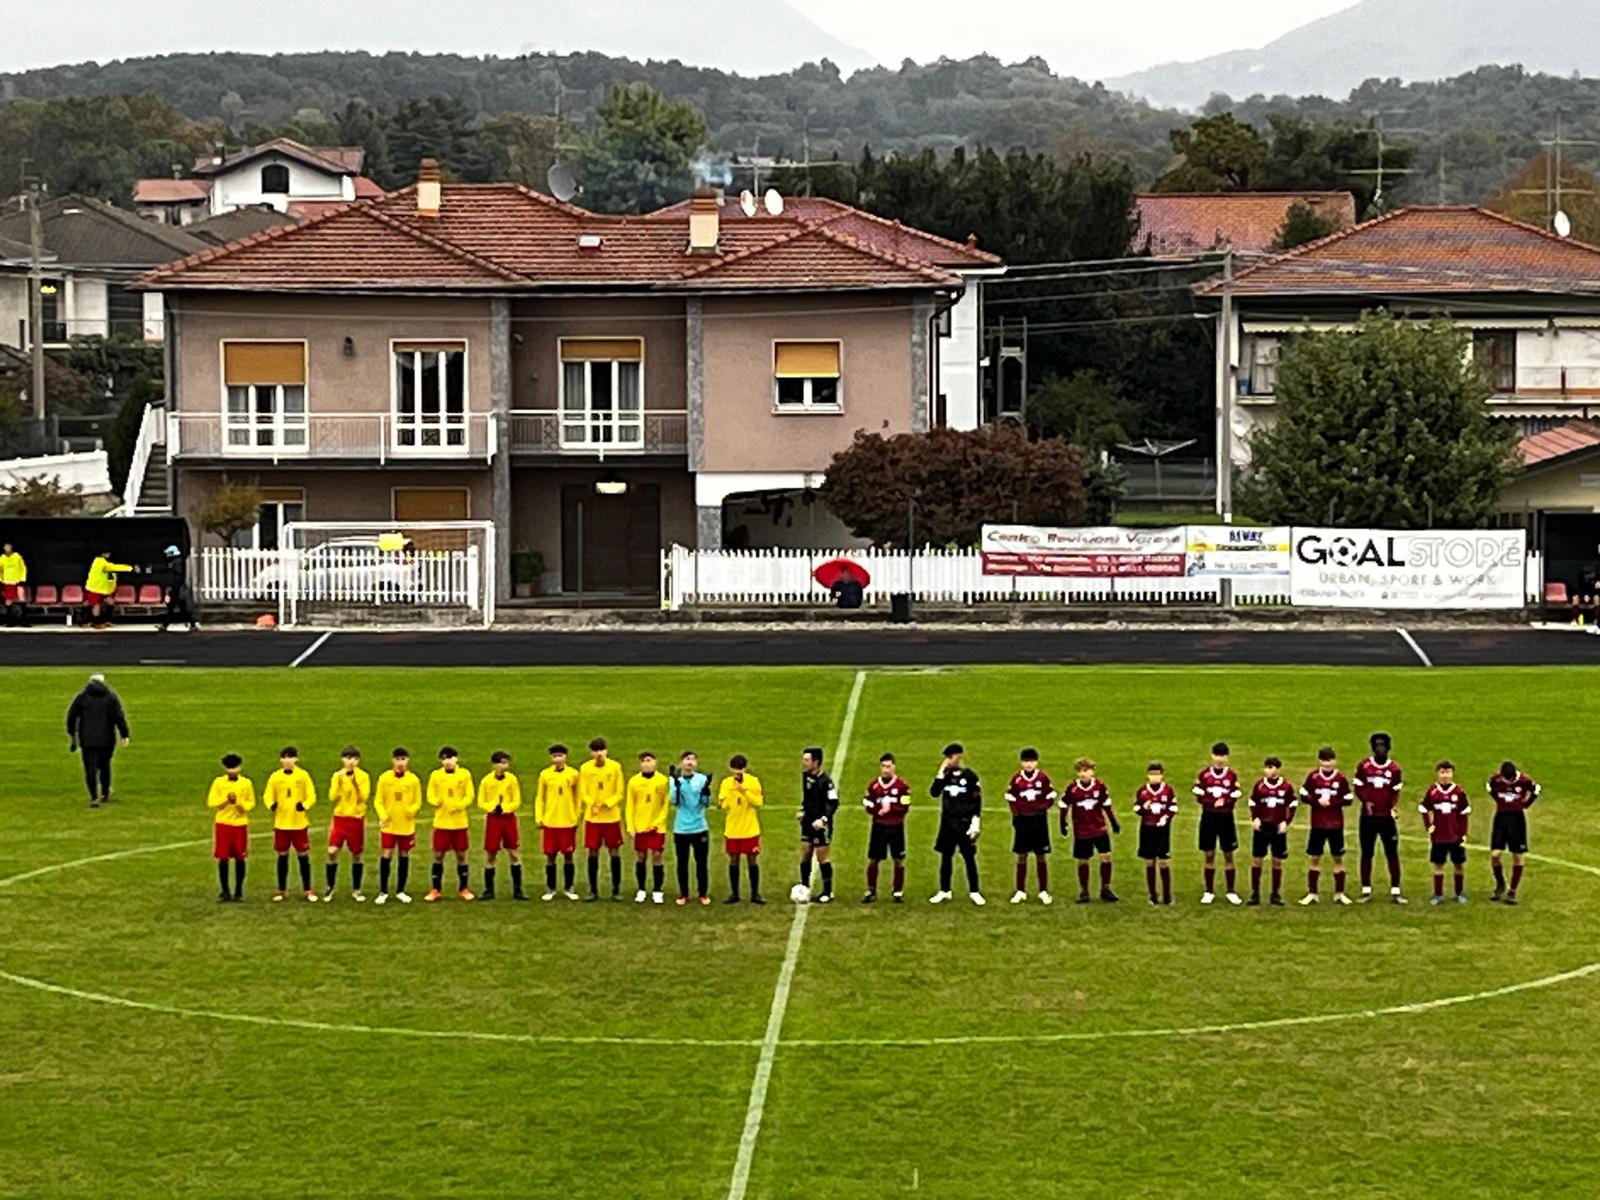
[32,585,58,606]
[113,585,136,605]
[137,585,164,605]
[61,585,85,605]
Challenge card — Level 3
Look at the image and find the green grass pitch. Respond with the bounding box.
[2,664,1598,1199]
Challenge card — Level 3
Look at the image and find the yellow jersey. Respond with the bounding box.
[580,757,626,824]
[262,766,316,830]
[374,769,423,836]
[625,771,671,835]
[328,767,372,819]
[536,765,581,828]
[86,556,132,595]
[206,774,255,827]
[428,766,474,830]
[477,772,522,815]
[0,552,25,585]
[719,773,764,840]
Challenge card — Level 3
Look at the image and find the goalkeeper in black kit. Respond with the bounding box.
[797,747,840,903]
[929,742,985,907]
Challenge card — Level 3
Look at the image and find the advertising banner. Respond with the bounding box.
[1288,528,1527,609]
[1185,525,1292,577]
[980,525,1187,578]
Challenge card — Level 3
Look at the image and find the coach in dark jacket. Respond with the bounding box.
[67,674,130,808]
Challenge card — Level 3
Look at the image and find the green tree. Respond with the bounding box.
[60,336,164,415]
[1026,370,1139,454]
[1237,313,1519,527]
[105,373,165,495]
[0,474,86,516]
[0,94,213,202]
[1262,115,1414,217]
[571,84,709,213]
[192,477,264,545]
[478,113,562,190]
[821,424,1089,548]
[1271,200,1340,250]
[1153,114,1269,192]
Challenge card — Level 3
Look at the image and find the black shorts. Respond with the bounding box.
[868,823,907,861]
[1358,814,1399,859]
[1307,827,1346,858]
[1430,841,1467,866]
[1491,811,1529,854]
[799,819,832,847]
[1073,833,1112,860]
[934,820,977,856]
[1137,824,1171,861]
[1011,813,1052,856]
[1251,824,1290,860]
[1198,812,1239,853]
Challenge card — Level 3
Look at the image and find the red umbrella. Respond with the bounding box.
[813,557,871,589]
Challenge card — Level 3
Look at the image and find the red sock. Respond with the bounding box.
[1433,873,1444,897]
[1203,866,1215,893]
[1360,858,1372,888]
[1224,866,1236,893]
[1454,870,1465,897]
[1271,862,1282,897]
[1037,858,1049,892]
[1099,859,1112,891]
[1160,864,1172,902]
[1250,864,1262,897]
[1492,861,1505,888]
[1078,861,1090,894]
[1510,863,1523,892]
[1387,856,1401,888]
[1307,868,1320,894]
[1015,860,1027,892]
[1333,870,1346,895]
[867,860,879,892]
[1145,861,1157,900]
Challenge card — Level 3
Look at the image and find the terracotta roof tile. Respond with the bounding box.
[1135,192,1355,257]
[1519,419,1600,467]
[133,178,211,204]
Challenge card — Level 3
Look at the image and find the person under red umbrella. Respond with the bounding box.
[813,557,869,609]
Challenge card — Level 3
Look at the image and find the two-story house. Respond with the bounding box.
[137,164,975,597]
[133,139,385,226]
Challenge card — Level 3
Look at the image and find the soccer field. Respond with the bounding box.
[3,663,1598,1199]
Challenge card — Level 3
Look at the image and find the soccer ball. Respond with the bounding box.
[789,883,811,905]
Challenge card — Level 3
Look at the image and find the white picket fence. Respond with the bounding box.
[195,546,482,607]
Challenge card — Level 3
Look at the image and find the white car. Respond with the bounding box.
[250,537,419,599]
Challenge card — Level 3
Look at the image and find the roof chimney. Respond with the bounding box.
[688,185,719,254]
[416,158,442,218]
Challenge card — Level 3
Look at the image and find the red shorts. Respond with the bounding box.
[484,812,521,853]
[634,831,666,854]
[213,823,249,860]
[542,826,577,856]
[86,589,112,605]
[1,584,19,604]
[328,815,366,854]
[585,822,624,852]
[273,828,310,854]
[725,836,761,857]
[432,827,470,854]
[380,831,416,853]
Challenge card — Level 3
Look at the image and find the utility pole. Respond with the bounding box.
[26,183,46,421]
[1215,249,1234,524]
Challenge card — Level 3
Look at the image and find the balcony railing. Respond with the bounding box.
[168,411,496,463]
[509,409,689,456]
[1514,366,1600,395]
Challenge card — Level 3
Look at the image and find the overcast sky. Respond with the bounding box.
[797,0,1359,77]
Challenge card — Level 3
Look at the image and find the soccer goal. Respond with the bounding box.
[278,521,496,629]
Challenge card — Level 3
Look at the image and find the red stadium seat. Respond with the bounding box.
[61,585,84,605]
[32,585,57,606]
[137,585,164,605]
[113,585,136,605]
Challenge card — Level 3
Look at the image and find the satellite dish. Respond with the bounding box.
[1555,209,1573,238]
[547,161,578,203]
[764,188,784,217]
[739,190,758,218]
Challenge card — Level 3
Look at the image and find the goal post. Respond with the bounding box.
[279,520,496,629]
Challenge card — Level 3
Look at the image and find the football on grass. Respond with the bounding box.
[789,883,810,904]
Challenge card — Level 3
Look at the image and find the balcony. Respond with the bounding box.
[509,409,689,457]
[168,411,496,464]
[1514,366,1600,395]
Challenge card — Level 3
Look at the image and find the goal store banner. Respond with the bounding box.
[981,524,1527,608]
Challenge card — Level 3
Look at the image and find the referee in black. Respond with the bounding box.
[66,673,130,808]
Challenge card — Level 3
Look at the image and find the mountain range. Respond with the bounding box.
[0,0,875,77]
[1111,0,1600,108]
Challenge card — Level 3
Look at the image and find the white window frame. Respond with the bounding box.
[389,340,470,456]
[232,492,307,550]
[557,338,645,449]
[772,339,844,414]
[218,339,309,455]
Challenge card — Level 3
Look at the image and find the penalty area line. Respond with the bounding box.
[726,667,867,1200]
[1396,627,1433,667]
[289,631,333,668]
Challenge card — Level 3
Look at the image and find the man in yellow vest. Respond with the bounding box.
[85,548,135,630]
[1,542,25,627]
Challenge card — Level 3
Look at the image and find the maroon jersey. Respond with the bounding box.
[1134,782,1179,827]
[1192,766,1241,812]
[1488,772,1540,813]
[1353,756,1403,818]
[1064,778,1112,837]
[1300,768,1353,830]
[1006,769,1056,818]
[864,776,911,826]
[1421,782,1472,843]
[1249,776,1298,825]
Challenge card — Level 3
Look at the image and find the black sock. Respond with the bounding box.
[325,861,337,891]
[484,866,497,894]
[800,859,813,887]
[546,860,557,891]
[587,854,600,895]
[563,858,575,891]
[431,861,444,891]
[233,859,246,896]
[652,863,664,893]
[397,856,410,892]
[217,861,229,893]
[820,862,834,896]
[728,860,741,898]
[511,864,524,894]
[748,861,761,897]
[380,856,392,893]
[610,855,622,895]
[297,854,311,891]
[277,855,288,891]
[352,861,363,892]
[457,862,470,892]
[636,859,647,891]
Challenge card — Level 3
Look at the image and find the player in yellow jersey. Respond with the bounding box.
[477,750,527,901]
[324,745,371,902]
[719,754,766,904]
[206,752,255,902]
[373,747,423,905]
[262,746,318,902]
[580,736,626,902]
[426,746,475,902]
[626,750,672,905]
[536,743,581,901]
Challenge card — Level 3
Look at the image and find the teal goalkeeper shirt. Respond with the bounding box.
[671,772,711,835]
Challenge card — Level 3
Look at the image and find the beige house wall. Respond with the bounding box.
[1503,458,1600,513]
[509,296,688,412]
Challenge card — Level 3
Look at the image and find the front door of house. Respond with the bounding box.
[560,483,660,594]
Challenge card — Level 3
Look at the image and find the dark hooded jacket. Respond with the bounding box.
[66,680,129,748]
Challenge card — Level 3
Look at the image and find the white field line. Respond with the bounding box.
[1396,627,1434,667]
[289,631,333,668]
[726,667,867,1200]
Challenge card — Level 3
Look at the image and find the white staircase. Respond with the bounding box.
[120,403,171,516]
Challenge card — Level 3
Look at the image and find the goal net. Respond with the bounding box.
[279,521,496,629]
